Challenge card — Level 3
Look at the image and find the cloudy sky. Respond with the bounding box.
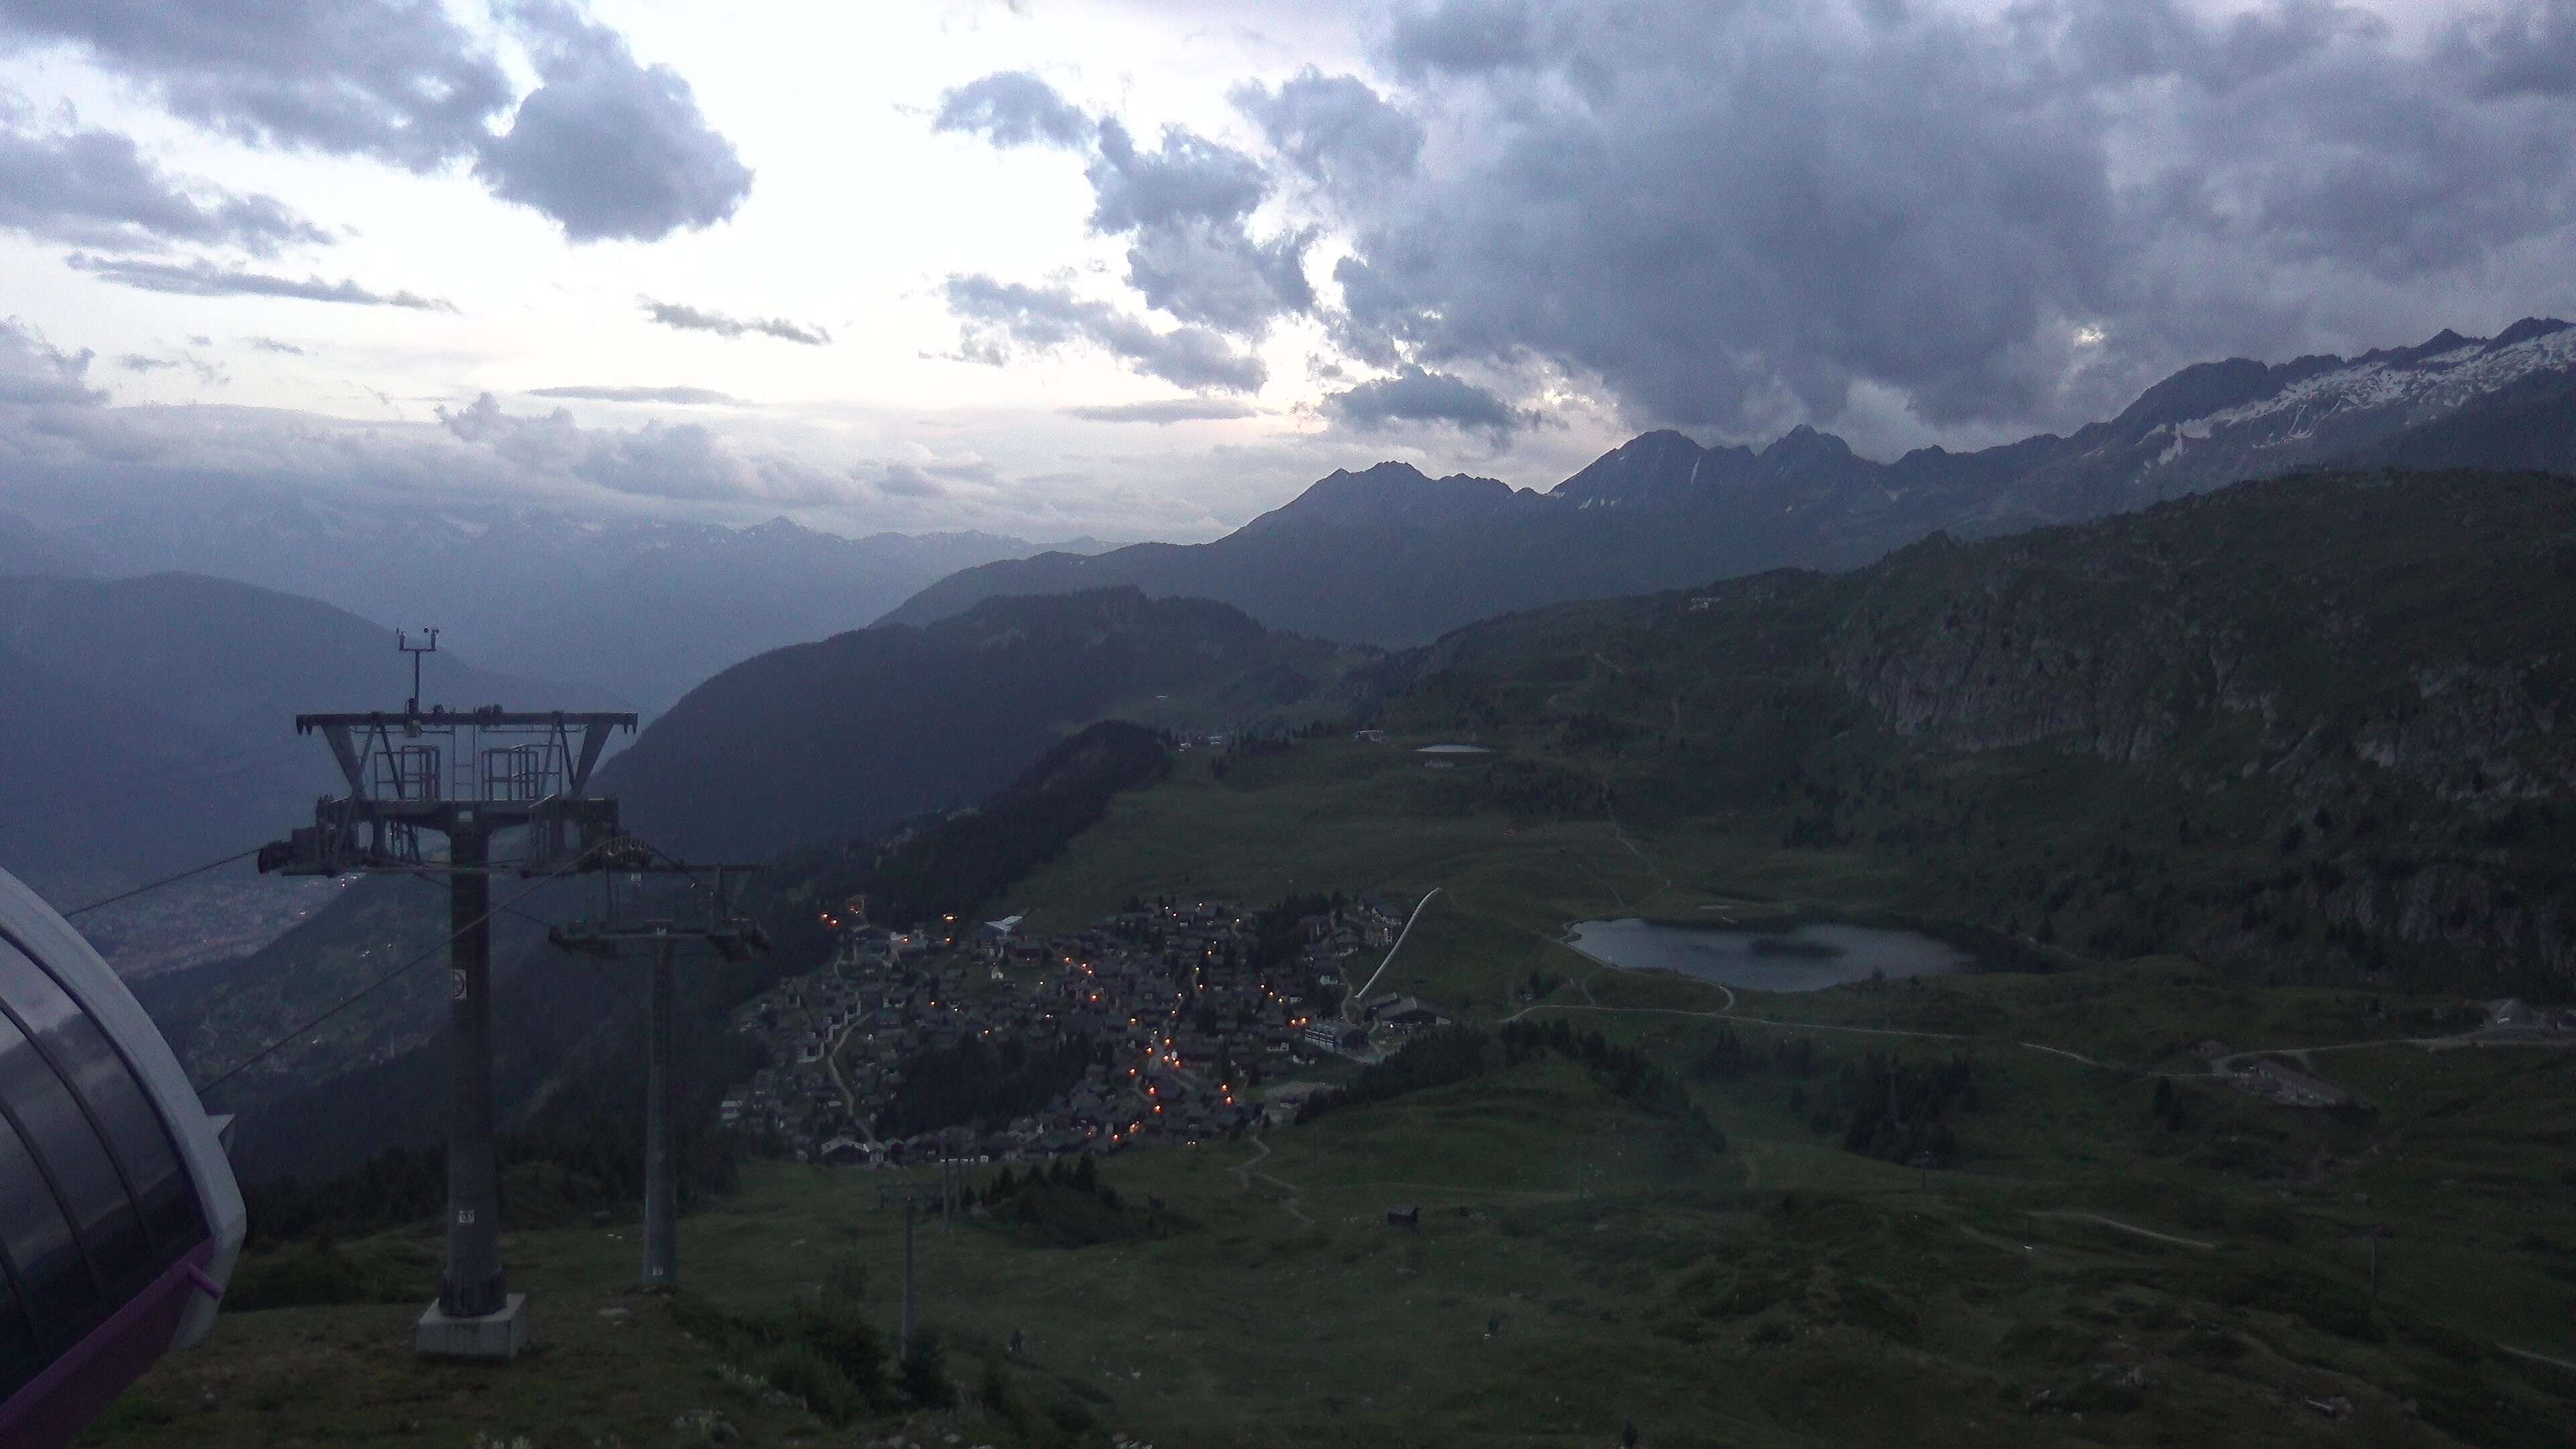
[1,0,2571,543]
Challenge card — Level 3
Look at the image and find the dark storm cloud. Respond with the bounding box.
[1085,120,1267,234]
[0,319,103,406]
[1060,397,1259,423]
[943,274,1267,394]
[927,3,2576,443]
[640,299,830,345]
[2444,0,2576,97]
[0,0,749,243]
[0,0,511,168]
[1326,1,2129,432]
[931,71,1315,362]
[1293,0,2576,437]
[1323,365,1532,440]
[0,121,328,253]
[1233,69,1426,189]
[1086,119,1315,331]
[1383,0,1541,76]
[66,254,458,310]
[529,384,742,404]
[472,0,753,242]
[930,70,1095,149]
[1120,216,1315,335]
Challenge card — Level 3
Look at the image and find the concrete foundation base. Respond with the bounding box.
[415,1294,529,1360]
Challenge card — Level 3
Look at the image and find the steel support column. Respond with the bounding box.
[902,1198,918,1358]
[440,824,505,1319]
[641,931,678,1290]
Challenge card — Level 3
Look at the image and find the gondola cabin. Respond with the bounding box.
[0,868,246,1448]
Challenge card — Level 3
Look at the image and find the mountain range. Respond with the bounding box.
[885,318,2576,643]
[0,501,1106,710]
[600,586,1370,861]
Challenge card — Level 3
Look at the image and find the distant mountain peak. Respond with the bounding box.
[1342,460,1434,482]
[880,311,2576,649]
[1242,460,1520,533]
[1550,429,1715,508]
[1761,425,1855,463]
[2487,317,2571,352]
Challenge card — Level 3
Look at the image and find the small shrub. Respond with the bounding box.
[898,1330,956,1409]
[764,1342,869,1424]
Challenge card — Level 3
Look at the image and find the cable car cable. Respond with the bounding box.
[191,843,609,1095]
[62,847,267,918]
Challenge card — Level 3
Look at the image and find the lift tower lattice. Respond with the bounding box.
[550,857,767,1293]
[258,633,636,1360]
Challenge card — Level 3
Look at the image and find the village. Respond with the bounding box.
[714,895,1426,1168]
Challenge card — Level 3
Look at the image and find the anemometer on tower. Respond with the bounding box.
[398,627,438,715]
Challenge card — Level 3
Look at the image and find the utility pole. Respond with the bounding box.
[260,635,636,1360]
[647,930,676,1285]
[552,860,767,1292]
[2354,1224,2396,1299]
[877,1179,940,1359]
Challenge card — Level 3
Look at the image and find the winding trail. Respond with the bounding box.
[820,1014,880,1146]
[2496,1343,2576,1375]
[2018,1042,2116,1070]
[1343,888,1444,1023]
[1602,798,1675,897]
[2032,1210,2216,1250]
[1230,1134,1311,1226]
[2205,1030,2572,1073]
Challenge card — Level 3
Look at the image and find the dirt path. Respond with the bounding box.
[2207,1030,2576,1073]
[1603,798,1675,896]
[820,1016,879,1146]
[2031,1210,2216,1250]
[2019,1042,2117,1070]
[2496,1342,2576,1375]
[1232,1134,1313,1226]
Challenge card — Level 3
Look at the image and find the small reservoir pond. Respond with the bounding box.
[1564,919,1972,992]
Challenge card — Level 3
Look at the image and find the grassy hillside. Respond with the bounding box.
[95,973,2575,1446]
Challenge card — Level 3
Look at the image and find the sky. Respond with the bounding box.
[0,0,2571,544]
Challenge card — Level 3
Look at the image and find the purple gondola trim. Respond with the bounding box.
[0,1238,214,1449]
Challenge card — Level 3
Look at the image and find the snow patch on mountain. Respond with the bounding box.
[2148,322,2576,468]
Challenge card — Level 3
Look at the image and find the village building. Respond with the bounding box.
[2244,1058,2351,1108]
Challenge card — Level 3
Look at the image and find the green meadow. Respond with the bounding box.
[93,737,2576,1446]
